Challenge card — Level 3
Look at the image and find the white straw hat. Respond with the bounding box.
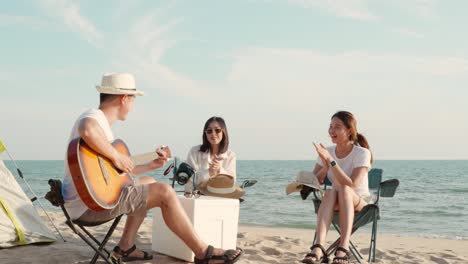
[285,171,323,195]
[199,174,245,199]
[96,73,144,96]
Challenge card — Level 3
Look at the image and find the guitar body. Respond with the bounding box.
[67,138,133,211]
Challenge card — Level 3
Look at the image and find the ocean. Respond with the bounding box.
[3,160,468,240]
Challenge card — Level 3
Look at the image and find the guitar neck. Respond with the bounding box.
[131,152,160,165]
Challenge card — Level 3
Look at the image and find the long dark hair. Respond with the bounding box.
[332,111,373,163]
[199,116,229,154]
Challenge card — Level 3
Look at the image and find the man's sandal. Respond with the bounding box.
[113,244,153,262]
[331,246,350,264]
[194,245,243,264]
[302,244,329,264]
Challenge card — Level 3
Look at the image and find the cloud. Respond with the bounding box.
[286,0,377,20]
[0,14,47,29]
[34,0,200,99]
[34,1,214,101]
[223,47,468,114]
[229,47,468,77]
[392,28,422,38]
[223,46,467,159]
[391,0,438,20]
[265,0,438,21]
[110,10,223,102]
[38,0,102,45]
[409,57,468,75]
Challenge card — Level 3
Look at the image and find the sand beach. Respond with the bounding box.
[0,211,467,264]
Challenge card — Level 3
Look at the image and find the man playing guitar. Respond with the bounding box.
[62,73,242,263]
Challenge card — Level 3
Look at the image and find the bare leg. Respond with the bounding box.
[115,176,156,258]
[316,189,337,245]
[337,186,355,250]
[137,176,156,184]
[305,189,337,261]
[335,185,366,263]
[115,215,147,258]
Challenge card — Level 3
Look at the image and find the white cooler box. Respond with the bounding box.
[152,195,240,262]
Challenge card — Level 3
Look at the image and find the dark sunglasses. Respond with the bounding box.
[205,128,222,135]
[184,190,201,198]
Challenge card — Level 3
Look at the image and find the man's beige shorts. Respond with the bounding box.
[77,184,149,223]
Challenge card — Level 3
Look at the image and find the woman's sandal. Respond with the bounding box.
[302,244,329,264]
[113,244,153,262]
[331,246,350,264]
[194,245,243,264]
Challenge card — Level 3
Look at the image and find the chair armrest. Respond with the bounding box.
[45,179,64,207]
[354,204,380,227]
[379,179,399,198]
[300,185,318,200]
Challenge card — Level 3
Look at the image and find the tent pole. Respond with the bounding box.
[4,149,65,242]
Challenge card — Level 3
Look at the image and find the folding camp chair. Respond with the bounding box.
[311,168,399,264]
[45,179,122,264]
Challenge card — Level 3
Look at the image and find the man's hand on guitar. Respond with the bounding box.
[156,145,172,159]
[113,153,135,173]
[148,145,172,170]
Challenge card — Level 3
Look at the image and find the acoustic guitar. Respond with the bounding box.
[67,138,165,211]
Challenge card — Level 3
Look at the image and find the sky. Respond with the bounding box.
[1,0,467,160]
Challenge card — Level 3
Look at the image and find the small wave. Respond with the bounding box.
[240,222,315,230]
[397,209,466,217]
[449,187,468,193]
[377,232,468,241]
[415,233,468,241]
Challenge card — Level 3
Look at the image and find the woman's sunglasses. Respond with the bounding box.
[205,128,222,135]
[184,190,201,198]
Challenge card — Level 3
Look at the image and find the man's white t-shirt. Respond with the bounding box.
[317,145,371,198]
[62,109,114,220]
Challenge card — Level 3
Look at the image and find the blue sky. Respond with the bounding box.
[1,0,467,160]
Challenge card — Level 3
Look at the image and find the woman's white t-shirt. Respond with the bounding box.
[317,145,371,198]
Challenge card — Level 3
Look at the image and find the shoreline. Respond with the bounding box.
[238,222,468,241]
[0,211,467,263]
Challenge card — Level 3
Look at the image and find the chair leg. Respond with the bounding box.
[67,216,122,264]
[326,238,340,255]
[77,225,111,263]
[349,240,363,262]
[368,217,378,263]
[90,216,122,264]
[312,229,317,245]
[327,222,341,254]
[330,221,364,263]
[74,228,115,264]
[326,237,361,263]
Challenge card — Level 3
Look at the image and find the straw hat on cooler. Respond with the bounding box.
[198,174,245,199]
[96,73,144,96]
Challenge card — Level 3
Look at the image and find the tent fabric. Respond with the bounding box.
[0,197,27,245]
[0,159,56,248]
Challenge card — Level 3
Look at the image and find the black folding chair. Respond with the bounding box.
[45,179,122,264]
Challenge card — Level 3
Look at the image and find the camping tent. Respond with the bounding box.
[0,159,56,248]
